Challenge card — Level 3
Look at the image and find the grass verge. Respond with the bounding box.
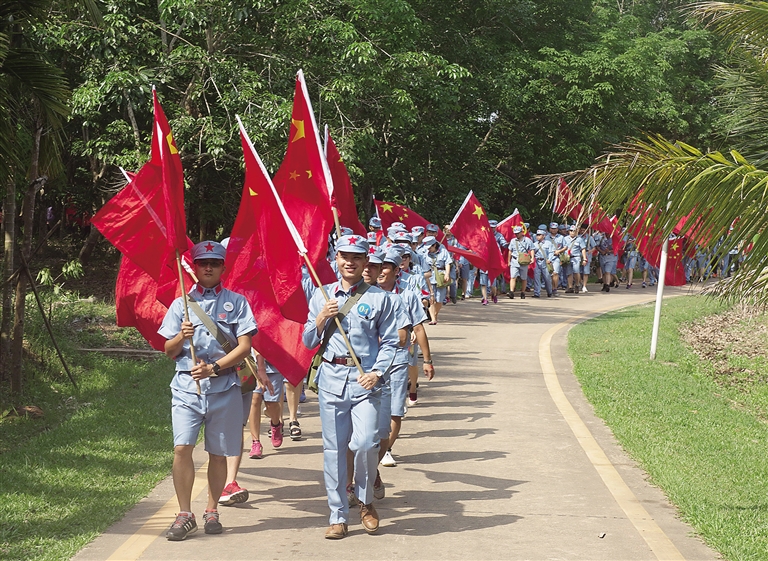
[569,295,768,561]
[0,297,174,561]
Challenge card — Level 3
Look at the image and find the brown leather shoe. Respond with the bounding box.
[360,503,379,534]
[325,523,348,539]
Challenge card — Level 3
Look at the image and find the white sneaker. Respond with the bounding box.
[581,285,588,293]
[380,450,397,467]
[407,398,418,406]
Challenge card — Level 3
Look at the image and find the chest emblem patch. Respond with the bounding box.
[218,313,227,320]
[223,302,234,312]
[357,303,372,317]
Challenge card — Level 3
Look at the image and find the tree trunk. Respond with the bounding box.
[78,225,101,264]
[2,176,16,391]
[11,119,44,383]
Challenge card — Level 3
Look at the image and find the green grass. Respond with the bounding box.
[569,295,768,561]
[0,298,174,561]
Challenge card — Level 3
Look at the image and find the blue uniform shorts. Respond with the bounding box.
[509,262,529,279]
[408,343,419,366]
[599,254,618,275]
[433,284,447,302]
[389,363,409,417]
[459,262,471,279]
[255,371,285,402]
[171,383,243,456]
[551,258,562,275]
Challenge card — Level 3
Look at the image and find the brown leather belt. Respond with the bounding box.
[324,356,359,367]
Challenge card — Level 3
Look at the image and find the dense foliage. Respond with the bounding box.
[18,0,723,235]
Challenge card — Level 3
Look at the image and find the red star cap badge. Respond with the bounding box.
[205,242,214,252]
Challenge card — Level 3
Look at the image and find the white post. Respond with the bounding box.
[649,237,669,360]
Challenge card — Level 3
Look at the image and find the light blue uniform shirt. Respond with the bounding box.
[426,246,453,285]
[400,269,430,298]
[303,279,400,397]
[158,283,257,394]
[387,280,428,364]
[569,235,587,258]
[533,239,555,262]
[509,236,534,261]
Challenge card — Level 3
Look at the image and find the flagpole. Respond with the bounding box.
[448,190,474,230]
[237,115,365,378]
[649,237,669,360]
[176,249,201,394]
[323,125,343,238]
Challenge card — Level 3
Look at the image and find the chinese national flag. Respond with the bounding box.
[326,132,366,236]
[269,71,336,322]
[666,237,687,286]
[628,205,686,286]
[92,91,191,306]
[587,205,615,236]
[448,191,505,280]
[374,199,445,242]
[554,178,583,220]
[224,125,317,385]
[446,244,486,271]
[497,208,524,242]
[375,199,429,231]
[115,257,172,352]
[673,209,713,248]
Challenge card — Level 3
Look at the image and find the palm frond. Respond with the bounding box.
[1,47,70,127]
[687,2,768,63]
[535,134,768,303]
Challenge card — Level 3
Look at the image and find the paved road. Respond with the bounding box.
[74,285,718,561]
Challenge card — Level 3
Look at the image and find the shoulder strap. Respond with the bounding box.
[188,298,235,352]
[318,282,371,355]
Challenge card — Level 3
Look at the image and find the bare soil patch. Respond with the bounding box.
[680,304,768,388]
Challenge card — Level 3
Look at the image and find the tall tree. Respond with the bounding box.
[535,2,768,304]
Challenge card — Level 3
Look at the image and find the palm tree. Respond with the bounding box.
[535,2,768,303]
[0,0,101,394]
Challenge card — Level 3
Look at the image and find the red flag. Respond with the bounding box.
[673,209,714,248]
[115,257,173,352]
[375,199,430,231]
[446,244,487,271]
[448,191,505,280]
[326,132,366,236]
[554,178,583,220]
[665,237,687,286]
[92,91,191,306]
[586,205,615,236]
[151,90,188,256]
[269,71,335,322]
[497,209,524,242]
[224,124,317,385]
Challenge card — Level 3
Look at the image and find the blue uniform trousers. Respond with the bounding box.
[534,260,553,296]
[319,382,382,524]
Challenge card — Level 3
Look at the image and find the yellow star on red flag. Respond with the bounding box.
[291,119,305,142]
[166,132,178,154]
[473,205,484,219]
[381,203,393,213]
[289,170,300,181]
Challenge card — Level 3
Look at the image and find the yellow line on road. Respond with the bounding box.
[539,301,685,561]
[106,459,210,561]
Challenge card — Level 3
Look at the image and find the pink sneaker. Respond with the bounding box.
[219,481,249,506]
[270,422,284,448]
[249,440,263,459]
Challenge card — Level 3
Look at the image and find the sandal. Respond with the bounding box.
[289,420,302,441]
